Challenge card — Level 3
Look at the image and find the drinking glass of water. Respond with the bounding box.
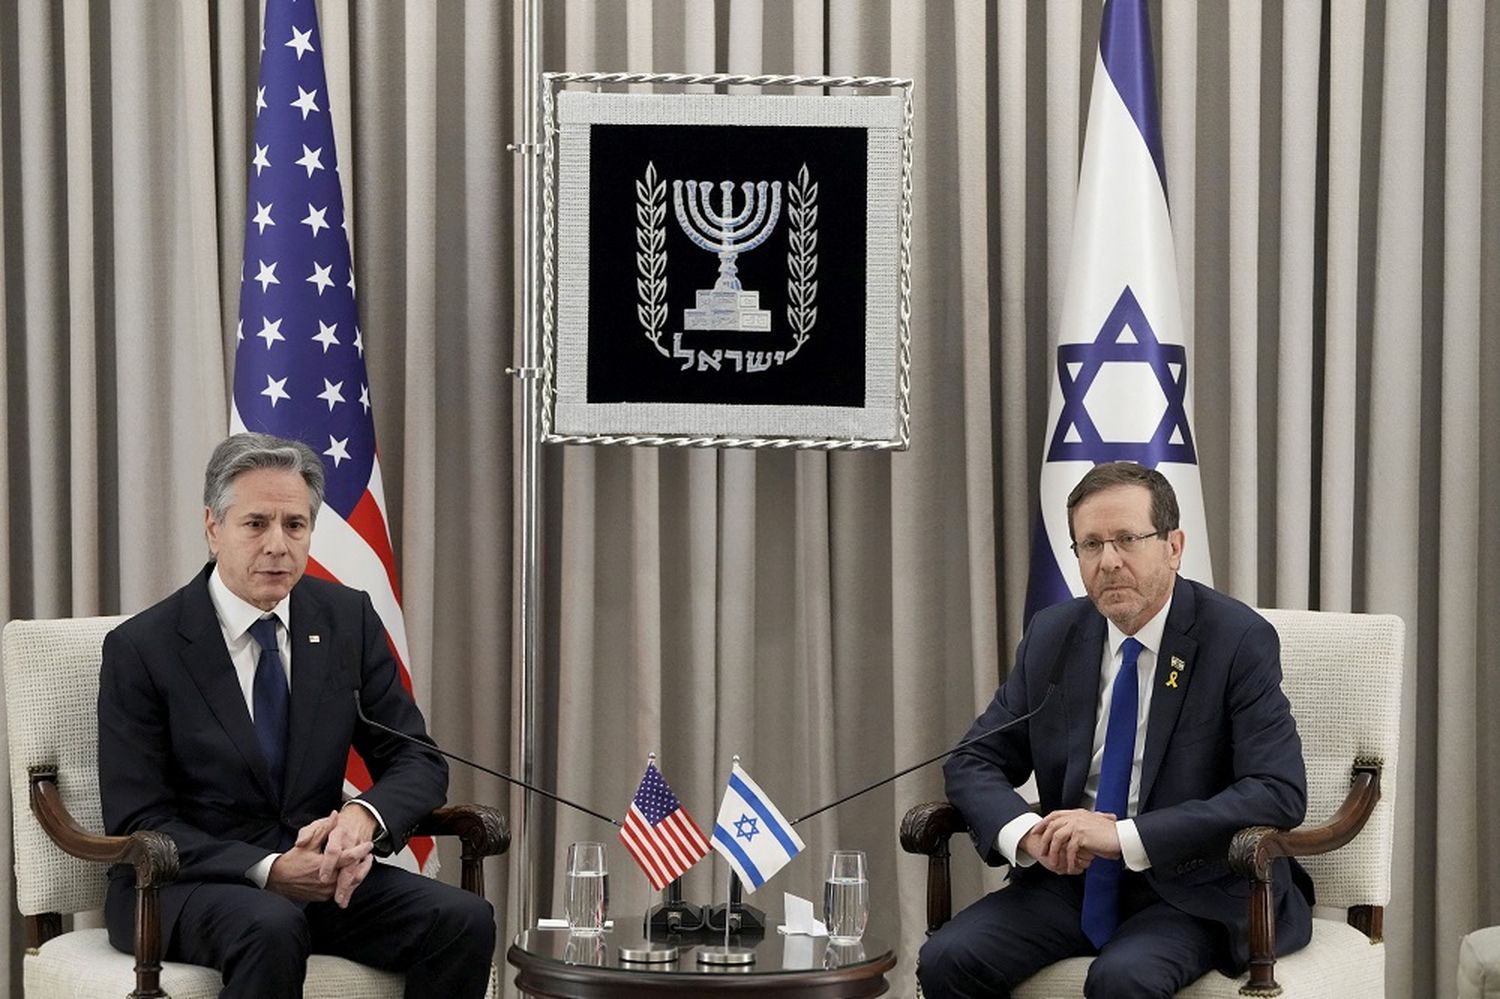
[823,849,869,944]
[565,841,609,934]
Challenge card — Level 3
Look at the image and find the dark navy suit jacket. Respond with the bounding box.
[97,563,448,948]
[944,575,1313,973]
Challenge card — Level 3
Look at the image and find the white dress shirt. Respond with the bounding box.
[207,566,386,887]
[996,593,1175,872]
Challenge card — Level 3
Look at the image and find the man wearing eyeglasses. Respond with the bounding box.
[918,462,1313,999]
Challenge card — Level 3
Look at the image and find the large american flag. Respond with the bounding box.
[619,762,709,890]
[232,0,435,873]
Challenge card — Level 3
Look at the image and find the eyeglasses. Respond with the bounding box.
[1070,531,1162,559]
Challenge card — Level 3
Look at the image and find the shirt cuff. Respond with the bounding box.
[247,853,278,888]
[997,812,1044,867]
[1117,818,1152,871]
[344,798,390,848]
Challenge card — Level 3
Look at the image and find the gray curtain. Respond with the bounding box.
[1,2,1495,997]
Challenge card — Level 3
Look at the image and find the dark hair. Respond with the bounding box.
[204,432,326,524]
[1065,462,1179,540]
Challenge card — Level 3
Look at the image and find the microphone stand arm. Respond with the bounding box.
[789,679,1064,827]
[353,692,621,827]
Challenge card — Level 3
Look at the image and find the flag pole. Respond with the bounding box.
[723,867,733,951]
[697,754,755,966]
[514,0,543,936]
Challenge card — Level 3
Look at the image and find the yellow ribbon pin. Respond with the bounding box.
[1166,655,1185,689]
[1166,671,1179,688]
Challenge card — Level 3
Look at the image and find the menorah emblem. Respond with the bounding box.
[672,178,782,332]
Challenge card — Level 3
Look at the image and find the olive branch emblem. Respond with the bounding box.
[635,161,669,356]
[785,163,818,359]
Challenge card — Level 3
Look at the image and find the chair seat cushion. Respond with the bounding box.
[1459,926,1500,999]
[24,927,407,998]
[1014,918,1384,998]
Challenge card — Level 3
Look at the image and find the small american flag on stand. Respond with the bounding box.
[232,0,435,873]
[619,760,709,890]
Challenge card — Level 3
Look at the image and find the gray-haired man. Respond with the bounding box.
[99,432,493,997]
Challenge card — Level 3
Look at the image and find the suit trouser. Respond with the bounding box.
[162,861,495,999]
[917,869,1219,999]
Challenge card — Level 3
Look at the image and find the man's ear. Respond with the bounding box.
[204,507,221,558]
[1167,528,1185,570]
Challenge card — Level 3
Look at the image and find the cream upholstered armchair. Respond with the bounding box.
[902,609,1404,998]
[3,615,509,999]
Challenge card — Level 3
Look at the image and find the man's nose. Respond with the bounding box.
[1097,541,1125,569]
[262,523,289,553]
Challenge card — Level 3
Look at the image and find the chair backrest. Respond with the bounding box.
[1256,608,1403,911]
[3,615,129,917]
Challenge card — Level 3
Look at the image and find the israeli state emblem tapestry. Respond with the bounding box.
[540,76,913,450]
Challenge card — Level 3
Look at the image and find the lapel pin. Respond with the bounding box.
[308,634,321,644]
[1165,655,1185,689]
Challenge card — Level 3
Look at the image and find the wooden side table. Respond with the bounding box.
[508,928,896,997]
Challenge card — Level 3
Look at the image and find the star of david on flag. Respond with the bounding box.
[619,761,710,891]
[710,763,804,893]
[1024,0,1213,622]
[231,0,435,874]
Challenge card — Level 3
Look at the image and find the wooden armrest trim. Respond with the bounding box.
[900,801,968,856]
[414,803,511,859]
[28,769,178,888]
[1227,762,1382,997]
[1229,763,1381,881]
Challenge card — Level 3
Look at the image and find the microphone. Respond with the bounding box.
[790,623,1077,825]
[352,691,620,827]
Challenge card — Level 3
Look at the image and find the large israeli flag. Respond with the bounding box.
[1024,0,1213,621]
[710,763,805,893]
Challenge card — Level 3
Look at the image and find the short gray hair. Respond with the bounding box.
[204,432,326,524]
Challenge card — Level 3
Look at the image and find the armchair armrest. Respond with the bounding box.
[1227,760,1383,997]
[414,803,510,898]
[29,766,177,998]
[900,800,971,933]
[900,800,969,856]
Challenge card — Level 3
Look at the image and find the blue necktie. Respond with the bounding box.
[1081,636,1143,949]
[248,617,290,796]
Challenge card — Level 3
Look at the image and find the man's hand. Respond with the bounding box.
[295,810,340,851]
[315,805,378,908]
[267,841,344,902]
[1023,809,1122,875]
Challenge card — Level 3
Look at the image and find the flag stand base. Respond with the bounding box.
[618,942,680,963]
[696,945,755,966]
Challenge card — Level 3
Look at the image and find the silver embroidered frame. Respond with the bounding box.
[538,72,915,451]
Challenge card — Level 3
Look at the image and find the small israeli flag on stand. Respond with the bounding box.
[1025,0,1214,622]
[710,762,805,893]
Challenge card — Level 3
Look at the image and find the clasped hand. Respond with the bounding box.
[1019,809,1123,875]
[267,807,377,907]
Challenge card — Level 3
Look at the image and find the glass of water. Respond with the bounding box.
[823,849,869,944]
[565,841,609,934]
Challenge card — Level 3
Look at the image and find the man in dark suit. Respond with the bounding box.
[98,432,494,998]
[918,462,1313,999]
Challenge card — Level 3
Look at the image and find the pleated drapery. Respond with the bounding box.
[1,3,1496,996]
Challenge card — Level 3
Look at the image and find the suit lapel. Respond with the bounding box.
[283,582,334,800]
[178,567,280,805]
[1061,612,1106,807]
[1139,576,1197,806]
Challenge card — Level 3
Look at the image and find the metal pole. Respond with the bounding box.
[515,0,542,936]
